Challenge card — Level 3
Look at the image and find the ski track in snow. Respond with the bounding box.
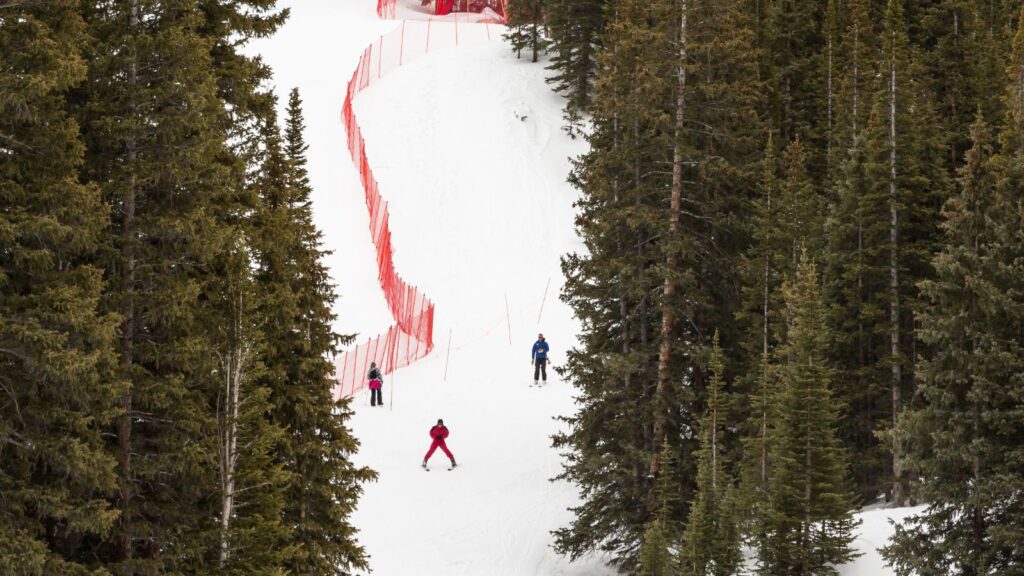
[250,3,927,574]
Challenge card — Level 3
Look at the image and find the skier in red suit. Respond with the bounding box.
[421,419,457,469]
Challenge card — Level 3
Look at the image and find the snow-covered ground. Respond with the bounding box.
[252,3,921,574]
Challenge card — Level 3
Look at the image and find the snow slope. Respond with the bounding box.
[252,3,920,574]
[345,38,610,576]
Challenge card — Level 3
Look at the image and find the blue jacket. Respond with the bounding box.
[532,340,549,360]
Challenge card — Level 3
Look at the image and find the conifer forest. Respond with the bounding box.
[3,0,1024,575]
[2,2,374,574]
[509,0,1024,574]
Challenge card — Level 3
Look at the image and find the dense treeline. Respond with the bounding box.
[0,2,374,574]
[507,0,1024,573]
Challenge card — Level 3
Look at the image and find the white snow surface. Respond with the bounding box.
[251,3,922,574]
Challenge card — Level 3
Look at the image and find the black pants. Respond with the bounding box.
[371,387,383,406]
[534,358,547,382]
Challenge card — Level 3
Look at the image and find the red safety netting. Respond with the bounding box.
[334,18,499,399]
[377,0,506,23]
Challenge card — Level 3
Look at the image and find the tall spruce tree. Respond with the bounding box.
[253,89,377,574]
[505,0,547,62]
[543,0,606,130]
[637,442,681,576]
[679,333,742,576]
[760,0,827,178]
[823,0,883,503]
[881,57,1024,576]
[919,0,1009,173]
[75,1,236,570]
[826,0,950,505]
[555,0,763,569]
[212,236,291,575]
[758,255,858,576]
[0,2,122,572]
[736,135,783,542]
[554,0,674,567]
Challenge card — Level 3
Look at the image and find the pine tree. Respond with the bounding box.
[822,0,883,503]
[638,442,681,576]
[758,255,858,576]
[760,0,827,179]
[679,333,742,576]
[556,0,763,569]
[553,0,675,567]
[919,0,1008,173]
[881,62,1024,576]
[826,0,950,504]
[253,89,377,574]
[543,0,606,130]
[735,138,781,551]
[213,236,292,575]
[505,0,547,63]
[0,2,122,572]
[74,1,237,570]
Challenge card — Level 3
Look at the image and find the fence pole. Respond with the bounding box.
[444,328,453,381]
[399,20,406,65]
[505,293,512,345]
[537,277,550,324]
[426,16,432,53]
[389,328,399,411]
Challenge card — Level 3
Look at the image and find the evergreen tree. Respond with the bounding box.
[213,237,292,575]
[827,0,950,504]
[881,67,1024,576]
[919,0,1009,172]
[760,0,827,178]
[758,255,858,576]
[555,0,763,569]
[543,0,606,130]
[554,0,675,567]
[0,2,121,572]
[505,0,547,63]
[823,0,882,503]
[679,333,742,576]
[253,89,377,574]
[74,1,237,570]
[637,442,681,576]
[735,135,782,547]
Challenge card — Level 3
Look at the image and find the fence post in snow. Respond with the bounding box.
[426,17,432,53]
[538,277,550,324]
[444,328,453,381]
[399,20,405,65]
[505,293,512,345]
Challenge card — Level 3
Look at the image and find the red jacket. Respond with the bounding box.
[429,425,449,441]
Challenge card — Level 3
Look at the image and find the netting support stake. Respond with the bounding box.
[426,16,432,53]
[538,277,550,324]
[444,328,453,381]
[505,293,512,345]
[399,20,406,65]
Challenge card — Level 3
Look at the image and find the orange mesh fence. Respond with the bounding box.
[334,18,499,399]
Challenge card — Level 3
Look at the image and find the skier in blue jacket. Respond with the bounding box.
[531,333,550,384]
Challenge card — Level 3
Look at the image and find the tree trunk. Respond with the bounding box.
[888,49,906,507]
[651,0,687,477]
[219,286,248,566]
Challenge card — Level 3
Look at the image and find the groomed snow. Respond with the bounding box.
[252,3,923,574]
